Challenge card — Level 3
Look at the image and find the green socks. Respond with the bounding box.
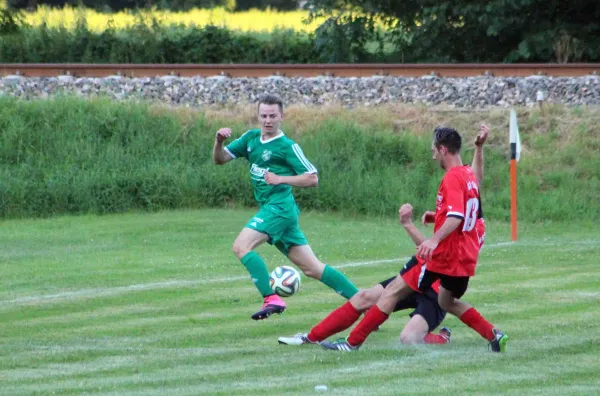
[241,252,274,297]
[320,265,359,299]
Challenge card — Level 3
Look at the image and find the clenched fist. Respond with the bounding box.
[215,128,232,143]
[399,203,414,225]
[475,124,489,147]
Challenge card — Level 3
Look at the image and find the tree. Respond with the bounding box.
[235,0,298,11]
[307,0,600,62]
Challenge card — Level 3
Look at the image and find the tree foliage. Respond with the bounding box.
[307,0,600,62]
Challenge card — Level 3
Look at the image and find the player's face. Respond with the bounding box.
[258,104,283,134]
[431,141,446,170]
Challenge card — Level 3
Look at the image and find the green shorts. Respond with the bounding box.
[245,207,308,256]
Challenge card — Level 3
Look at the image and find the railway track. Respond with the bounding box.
[1,63,599,78]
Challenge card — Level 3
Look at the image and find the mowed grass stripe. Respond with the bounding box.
[2,238,597,306]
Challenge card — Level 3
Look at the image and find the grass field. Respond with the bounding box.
[15,6,322,33]
[2,208,600,395]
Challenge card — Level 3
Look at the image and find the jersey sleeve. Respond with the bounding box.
[224,130,252,160]
[442,173,466,219]
[286,143,318,175]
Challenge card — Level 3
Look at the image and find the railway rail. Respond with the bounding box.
[1,63,599,78]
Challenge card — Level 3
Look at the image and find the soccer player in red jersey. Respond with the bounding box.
[318,125,508,352]
[278,203,452,347]
[279,126,502,350]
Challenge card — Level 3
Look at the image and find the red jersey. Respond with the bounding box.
[401,256,440,293]
[429,165,482,277]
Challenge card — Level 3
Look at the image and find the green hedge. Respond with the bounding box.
[0,21,321,63]
[7,0,296,12]
[1,97,599,221]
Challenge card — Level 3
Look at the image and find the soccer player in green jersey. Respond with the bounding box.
[212,94,359,320]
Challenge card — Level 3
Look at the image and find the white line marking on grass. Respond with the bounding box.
[0,240,573,306]
[2,260,403,306]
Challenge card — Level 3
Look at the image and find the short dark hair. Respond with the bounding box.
[433,126,462,154]
[258,93,284,113]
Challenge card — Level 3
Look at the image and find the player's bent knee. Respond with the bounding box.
[351,290,377,311]
[232,241,250,259]
[399,330,425,345]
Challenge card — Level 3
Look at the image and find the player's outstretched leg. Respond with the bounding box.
[233,228,286,320]
[288,245,359,299]
[278,287,381,346]
[326,276,412,350]
[438,288,508,352]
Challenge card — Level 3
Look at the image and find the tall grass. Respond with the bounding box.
[0,97,598,221]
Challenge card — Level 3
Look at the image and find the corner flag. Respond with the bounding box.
[510,109,522,162]
[509,109,521,241]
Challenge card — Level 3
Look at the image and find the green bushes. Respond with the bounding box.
[0,20,320,63]
[1,97,598,221]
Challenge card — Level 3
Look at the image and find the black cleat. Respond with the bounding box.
[251,304,286,320]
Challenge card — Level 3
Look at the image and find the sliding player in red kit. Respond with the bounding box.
[318,126,508,352]
[279,125,499,350]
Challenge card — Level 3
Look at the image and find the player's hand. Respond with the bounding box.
[417,238,439,261]
[264,171,282,185]
[215,128,232,143]
[399,203,413,225]
[475,124,489,147]
[421,211,435,226]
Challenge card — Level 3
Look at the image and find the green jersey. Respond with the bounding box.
[225,129,317,218]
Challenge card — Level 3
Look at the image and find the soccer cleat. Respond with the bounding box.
[319,338,360,352]
[489,328,508,352]
[278,333,315,346]
[251,295,286,320]
[439,327,452,343]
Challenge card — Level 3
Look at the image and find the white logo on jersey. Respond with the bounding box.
[250,222,258,228]
[261,150,272,161]
[247,146,252,152]
[250,164,268,178]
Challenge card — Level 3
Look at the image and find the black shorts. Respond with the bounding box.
[379,276,446,332]
[417,269,470,299]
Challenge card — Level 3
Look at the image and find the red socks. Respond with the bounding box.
[460,307,495,341]
[347,305,389,347]
[307,301,361,342]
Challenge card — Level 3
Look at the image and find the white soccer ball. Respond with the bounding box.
[270,266,301,297]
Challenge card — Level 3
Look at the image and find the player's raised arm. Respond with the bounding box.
[399,203,427,246]
[213,128,234,165]
[472,124,488,184]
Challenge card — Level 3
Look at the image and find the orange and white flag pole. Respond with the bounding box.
[509,109,521,241]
